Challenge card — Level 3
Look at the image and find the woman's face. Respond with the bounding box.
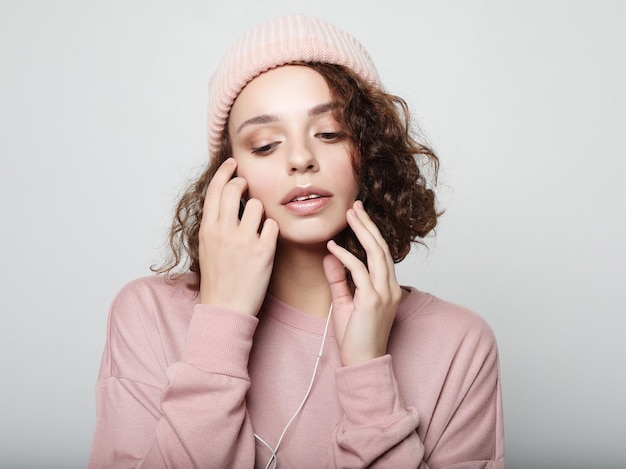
[228,65,359,246]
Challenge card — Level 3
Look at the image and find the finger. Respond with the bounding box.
[238,197,264,233]
[353,202,402,299]
[259,217,279,246]
[323,253,352,344]
[326,240,374,293]
[203,158,237,222]
[219,176,248,224]
[346,207,390,291]
[353,201,396,270]
[353,201,390,254]
[323,253,352,305]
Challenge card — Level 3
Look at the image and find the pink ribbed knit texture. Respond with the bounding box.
[207,15,381,155]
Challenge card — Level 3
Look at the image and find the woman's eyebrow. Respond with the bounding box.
[236,102,340,134]
[236,114,278,134]
[308,101,340,117]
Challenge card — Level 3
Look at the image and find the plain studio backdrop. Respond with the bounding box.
[1,1,624,468]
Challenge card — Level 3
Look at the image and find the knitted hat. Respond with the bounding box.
[207,14,381,156]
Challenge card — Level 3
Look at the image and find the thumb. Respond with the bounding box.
[323,253,354,346]
[323,254,352,306]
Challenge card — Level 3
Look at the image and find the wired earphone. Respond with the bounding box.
[253,302,334,469]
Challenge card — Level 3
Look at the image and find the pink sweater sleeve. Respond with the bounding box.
[331,355,426,468]
[330,322,504,469]
[88,289,258,468]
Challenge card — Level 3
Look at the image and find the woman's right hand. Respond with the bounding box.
[198,158,279,316]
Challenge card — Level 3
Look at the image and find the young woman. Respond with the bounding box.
[89,15,505,468]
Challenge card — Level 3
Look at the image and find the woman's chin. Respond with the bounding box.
[277,229,344,250]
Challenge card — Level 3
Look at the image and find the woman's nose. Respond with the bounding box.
[287,142,319,174]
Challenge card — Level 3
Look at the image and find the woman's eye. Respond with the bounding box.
[251,142,278,155]
[316,131,345,142]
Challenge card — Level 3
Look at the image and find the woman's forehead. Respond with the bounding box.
[229,65,334,127]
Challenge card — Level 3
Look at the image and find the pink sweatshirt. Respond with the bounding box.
[89,274,504,468]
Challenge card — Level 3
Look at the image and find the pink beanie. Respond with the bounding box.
[207,14,381,156]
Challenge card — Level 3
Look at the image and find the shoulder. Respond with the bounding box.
[103,273,198,381]
[394,287,498,351]
[110,273,197,315]
[107,273,198,345]
[401,287,495,334]
[390,288,501,396]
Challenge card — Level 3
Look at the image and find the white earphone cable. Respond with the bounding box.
[254,302,333,469]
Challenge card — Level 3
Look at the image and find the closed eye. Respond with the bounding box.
[316,131,345,142]
[251,142,280,155]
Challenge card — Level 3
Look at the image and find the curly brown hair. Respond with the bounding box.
[153,62,440,290]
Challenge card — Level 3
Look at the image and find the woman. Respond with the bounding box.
[89,14,504,468]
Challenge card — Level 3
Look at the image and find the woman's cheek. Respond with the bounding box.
[245,181,267,205]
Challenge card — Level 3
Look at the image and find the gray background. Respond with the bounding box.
[1,1,624,468]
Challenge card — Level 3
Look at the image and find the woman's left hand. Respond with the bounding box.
[323,200,403,366]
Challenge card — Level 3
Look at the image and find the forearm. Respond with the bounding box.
[329,355,425,468]
[89,305,259,468]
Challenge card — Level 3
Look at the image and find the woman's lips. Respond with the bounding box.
[281,186,333,216]
[284,195,331,216]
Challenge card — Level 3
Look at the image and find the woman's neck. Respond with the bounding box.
[268,241,333,318]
